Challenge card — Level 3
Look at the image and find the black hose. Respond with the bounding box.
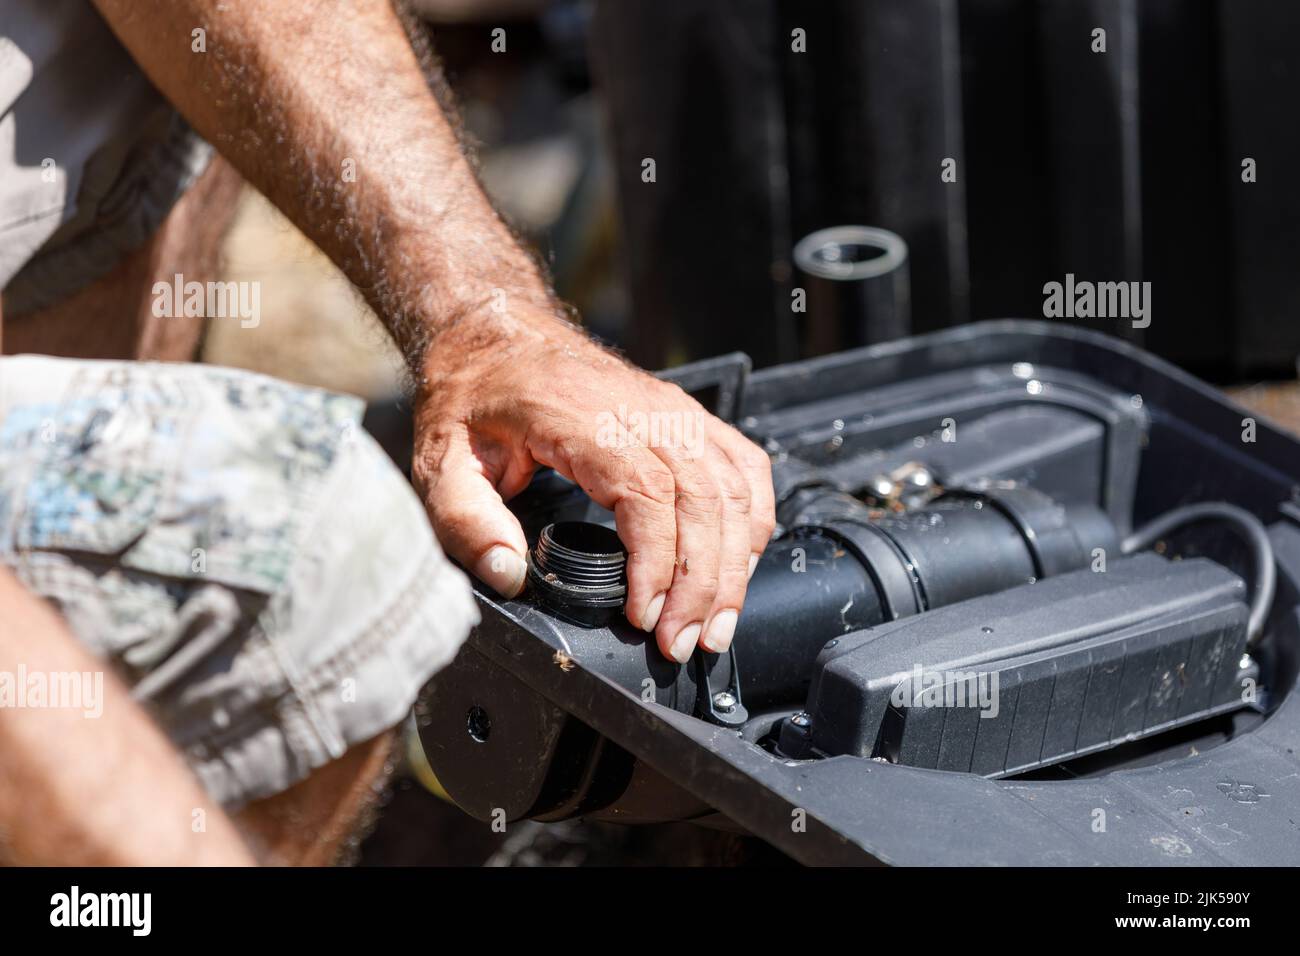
[1121,502,1276,647]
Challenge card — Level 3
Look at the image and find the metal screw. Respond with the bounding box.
[713,691,737,712]
[790,711,812,728]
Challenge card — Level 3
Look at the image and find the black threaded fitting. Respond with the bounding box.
[528,522,627,626]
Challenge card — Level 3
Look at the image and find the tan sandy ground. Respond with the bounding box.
[202,188,405,402]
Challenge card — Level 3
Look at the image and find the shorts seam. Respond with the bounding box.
[180,540,449,756]
[0,204,67,233]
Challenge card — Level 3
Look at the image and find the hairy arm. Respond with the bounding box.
[0,568,254,865]
[89,0,775,662]
[92,0,549,373]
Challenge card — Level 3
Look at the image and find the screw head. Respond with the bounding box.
[906,467,933,489]
[871,476,896,499]
[713,691,737,712]
[790,711,812,728]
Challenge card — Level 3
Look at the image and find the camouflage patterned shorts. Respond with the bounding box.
[0,355,478,807]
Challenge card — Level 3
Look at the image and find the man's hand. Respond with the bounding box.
[89,0,776,659]
[416,308,774,660]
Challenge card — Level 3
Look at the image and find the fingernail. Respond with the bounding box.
[701,609,738,653]
[747,553,760,579]
[641,592,667,632]
[668,622,701,663]
[475,546,527,598]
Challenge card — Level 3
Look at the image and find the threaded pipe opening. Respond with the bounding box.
[528,522,627,626]
[534,522,627,588]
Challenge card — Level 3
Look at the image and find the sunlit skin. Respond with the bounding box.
[89,0,774,660]
[0,567,255,865]
[0,1,775,863]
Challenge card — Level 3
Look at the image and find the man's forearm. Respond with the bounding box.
[0,568,254,865]
[89,0,778,660]
[90,0,564,378]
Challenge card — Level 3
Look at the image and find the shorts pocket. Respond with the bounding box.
[14,381,178,556]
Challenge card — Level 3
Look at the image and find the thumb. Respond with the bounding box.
[418,431,530,598]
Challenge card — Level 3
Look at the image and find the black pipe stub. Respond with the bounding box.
[528,521,627,626]
[793,225,911,349]
[793,225,908,282]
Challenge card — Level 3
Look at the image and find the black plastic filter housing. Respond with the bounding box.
[800,553,1251,776]
[420,324,1300,865]
[520,489,1118,714]
[733,486,1119,709]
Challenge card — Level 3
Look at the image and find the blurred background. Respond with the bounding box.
[208,0,1300,400]
[197,0,1300,863]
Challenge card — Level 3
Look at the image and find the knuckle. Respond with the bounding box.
[745,444,773,476]
[625,532,677,572]
[411,437,451,491]
[426,485,470,519]
[686,570,721,596]
[717,470,752,513]
[676,476,722,520]
[427,502,473,540]
[411,462,435,499]
[653,379,690,405]
[551,434,590,471]
[623,462,677,508]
